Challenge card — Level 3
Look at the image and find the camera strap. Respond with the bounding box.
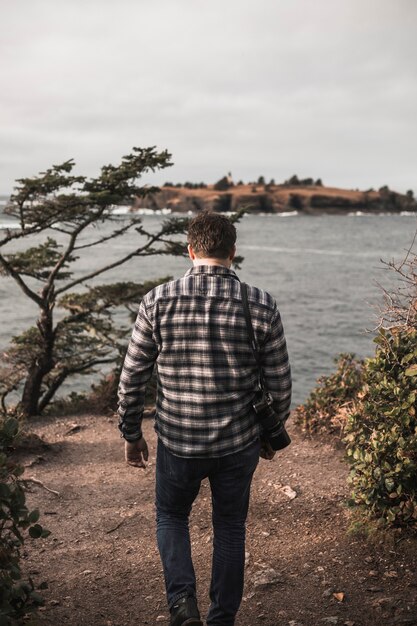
[240,281,267,394]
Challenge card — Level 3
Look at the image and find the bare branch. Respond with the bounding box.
[373,229,417,332]
[25,477,60,496]
[54,230,167,296]
[0,252,43,306]
[73,219,142,251]
[398,227,417,271]
[42,205,108,300]
[0,204,68,247]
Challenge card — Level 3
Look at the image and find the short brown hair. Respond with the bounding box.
[187,210,236,259]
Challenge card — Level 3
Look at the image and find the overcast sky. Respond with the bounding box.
[1,0,416,195]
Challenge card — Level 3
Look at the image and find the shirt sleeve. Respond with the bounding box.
[117,300,158,441]
[260,304,292,422]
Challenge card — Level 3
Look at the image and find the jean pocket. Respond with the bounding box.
[157,438,187,479]
[231,438,261,474]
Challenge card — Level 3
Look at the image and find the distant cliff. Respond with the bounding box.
[133,183,416,215]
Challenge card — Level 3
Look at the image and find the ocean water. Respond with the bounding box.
[0,209,416,406]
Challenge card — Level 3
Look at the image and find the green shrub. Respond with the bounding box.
[0,417,50,624]
[344,329,417,528]
[293,353,365,440]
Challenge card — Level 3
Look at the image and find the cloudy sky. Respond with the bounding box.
[1,0,416,194]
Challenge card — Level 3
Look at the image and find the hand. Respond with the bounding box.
[125,437,149,468]
[260,439,276,461]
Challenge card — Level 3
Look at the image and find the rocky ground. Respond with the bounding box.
[18,413,417,626]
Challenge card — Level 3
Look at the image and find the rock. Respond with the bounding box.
[64,423,83,436]
[242,591,255,600]
[252,567,284,588]
[321,618,339,624]
[156,616,167,622]
[49,600,60,606]
[281,485,297,499]
[371,597,395,610]
[333,592,345,602]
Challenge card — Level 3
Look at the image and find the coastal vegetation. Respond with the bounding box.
[0,417,49,623]
[294,245,417,530]
[0,147,189,418]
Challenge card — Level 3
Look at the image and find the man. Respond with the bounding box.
[118,210,292,626]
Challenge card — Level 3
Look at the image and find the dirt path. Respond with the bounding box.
[20,413,417,626]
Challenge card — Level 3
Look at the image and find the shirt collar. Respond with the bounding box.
[184,265,239,280]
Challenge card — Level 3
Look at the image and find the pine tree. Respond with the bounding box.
[0,147,189,416]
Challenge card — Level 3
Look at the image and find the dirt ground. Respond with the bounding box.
[17,413,417,626]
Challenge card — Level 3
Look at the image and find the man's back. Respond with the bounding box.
[119,264,292,457]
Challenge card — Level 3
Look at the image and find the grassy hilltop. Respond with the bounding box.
[133,176,417,215]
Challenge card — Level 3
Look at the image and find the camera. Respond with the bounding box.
[253,392,291,451]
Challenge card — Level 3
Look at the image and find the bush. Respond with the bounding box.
[293,353,365,440]
[0,417,49,624]
[0,418,50,626]
[344,329,417,528]
[295,240,417,529]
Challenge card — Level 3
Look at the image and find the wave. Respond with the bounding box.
[0,221,20,230]
[277,210,298,217]
[348,210,417,217]
[112,206,172,216]
[110,205,132,215]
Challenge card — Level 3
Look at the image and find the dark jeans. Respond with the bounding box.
[155,437,260,626]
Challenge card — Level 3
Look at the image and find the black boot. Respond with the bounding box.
[170,596,203,626]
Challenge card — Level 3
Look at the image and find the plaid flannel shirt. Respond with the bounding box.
[117,264,292,458]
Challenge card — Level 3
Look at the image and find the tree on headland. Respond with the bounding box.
[284,175,315,186]
[214,174,234,191]
[286,174,300,185]
[0,147,190,417]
